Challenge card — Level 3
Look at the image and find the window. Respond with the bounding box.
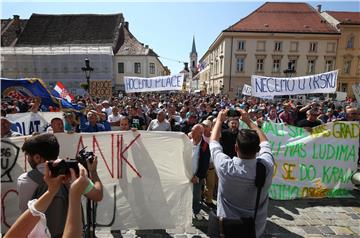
[288,59,296,71]
[344,60,351,74]
[290,42,298,52]
[347,36,354,49]
[307,59,316,74]
[149,63,155,74]
[327,42,336,53]
[220,58,223,74]
[192,60,195,68]
[134,62,141,74]
[256,41,266,52]
[238,41,245,51]
[309,42,317,52]
[340,83,348,92]
[256,59,264,72]
[325,60,334,71]
[273,59,280,72]
[274,42,282,51]
[236,58,245,72]
[118,62,124,73]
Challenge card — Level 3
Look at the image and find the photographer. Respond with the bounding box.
[209,108,274,238]
[17,133,103,238]
[6,162,93,238]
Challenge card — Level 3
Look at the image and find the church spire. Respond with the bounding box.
[191,35,197,55]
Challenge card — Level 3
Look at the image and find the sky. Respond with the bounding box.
[2,1,360,74]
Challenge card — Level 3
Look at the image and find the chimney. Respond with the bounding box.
[316,4,322,12]
[145,45,149,49]
[124,21,129,30]
[13,15,21,36]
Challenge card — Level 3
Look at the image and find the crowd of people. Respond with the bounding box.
[2,92,359,136]
[1,91,359,238]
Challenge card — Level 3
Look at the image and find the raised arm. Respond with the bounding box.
[239,109,268,143]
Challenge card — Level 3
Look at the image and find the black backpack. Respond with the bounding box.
[28,169,69,238]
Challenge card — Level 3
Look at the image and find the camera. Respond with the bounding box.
[48,147,94,177]
[227,109,241,117]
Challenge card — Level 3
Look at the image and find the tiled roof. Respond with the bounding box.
[225,2,338,34]
[326,11,360,25]
[16,13,124,46]
[1,18,28,46]
[117,26,158,56]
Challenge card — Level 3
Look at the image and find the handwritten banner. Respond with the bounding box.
[251,70,338,97]
[90,80,112,98]
[124,74,184,93]
[262,121,358,200]
[1,131,192,232]
[6,112,63,135]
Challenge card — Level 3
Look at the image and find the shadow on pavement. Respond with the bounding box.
[268,189,360,220]
[264,221,303,238]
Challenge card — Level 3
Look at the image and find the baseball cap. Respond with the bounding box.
[201,119,212,127]
[102,100,109,104]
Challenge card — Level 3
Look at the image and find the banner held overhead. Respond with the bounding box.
[124,74,184,93]
[251,70,338,97]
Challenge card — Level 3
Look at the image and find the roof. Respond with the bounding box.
[1,18,28,46]
[225,2,339,34]
[117,26,158,56]
[16,13,124,46]
[325,11,360,25]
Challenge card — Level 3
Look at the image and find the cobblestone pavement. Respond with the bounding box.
[96,189,360,238]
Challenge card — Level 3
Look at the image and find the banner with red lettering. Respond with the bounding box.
[1,131,193,232]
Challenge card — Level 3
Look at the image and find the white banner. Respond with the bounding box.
[1,131,192,232]
[263,121,358,200]
[124,74,184,93]
[352,83,360,102]
[251,70,338,97]
[7,112,63,135]
[242,84,252,96]
[242,84,274,99]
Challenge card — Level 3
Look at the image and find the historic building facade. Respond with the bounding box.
[321,11,360,97]
[200,2,340,97]
[1,13,167,94]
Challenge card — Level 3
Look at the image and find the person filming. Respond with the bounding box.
[208,108,274,238]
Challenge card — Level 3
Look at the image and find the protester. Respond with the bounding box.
[108,106,122,127]
[220,117,240,158]
[189,124,210,220]
[147,110,171,131]
[80,111,107,132]
[50,117,65,133]
[209,108,274,238]
[128,106,147,130]
[297,109,322,130]
[1,116,21,138]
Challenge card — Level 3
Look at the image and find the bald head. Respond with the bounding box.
[191,124,204,144]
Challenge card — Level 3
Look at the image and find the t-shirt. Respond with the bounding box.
[108,114,122,123]
[129,116,146,130]
[297,119,321,128]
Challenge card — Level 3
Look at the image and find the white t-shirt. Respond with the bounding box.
[108,114,122,123]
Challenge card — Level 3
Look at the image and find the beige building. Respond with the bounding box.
[200,2,340,97]
[115,23,167,91]
[321,11,360,97]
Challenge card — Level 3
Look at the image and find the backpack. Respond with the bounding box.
[28,169,69,238]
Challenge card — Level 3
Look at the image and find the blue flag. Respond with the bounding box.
[1,78,77,109]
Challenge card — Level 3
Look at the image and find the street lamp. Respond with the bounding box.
[81,58,94,93]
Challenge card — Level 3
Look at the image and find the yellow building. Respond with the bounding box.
[200,2,340,97]
[321,11,360,98]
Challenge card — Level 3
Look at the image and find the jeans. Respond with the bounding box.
[192,179,203,214]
